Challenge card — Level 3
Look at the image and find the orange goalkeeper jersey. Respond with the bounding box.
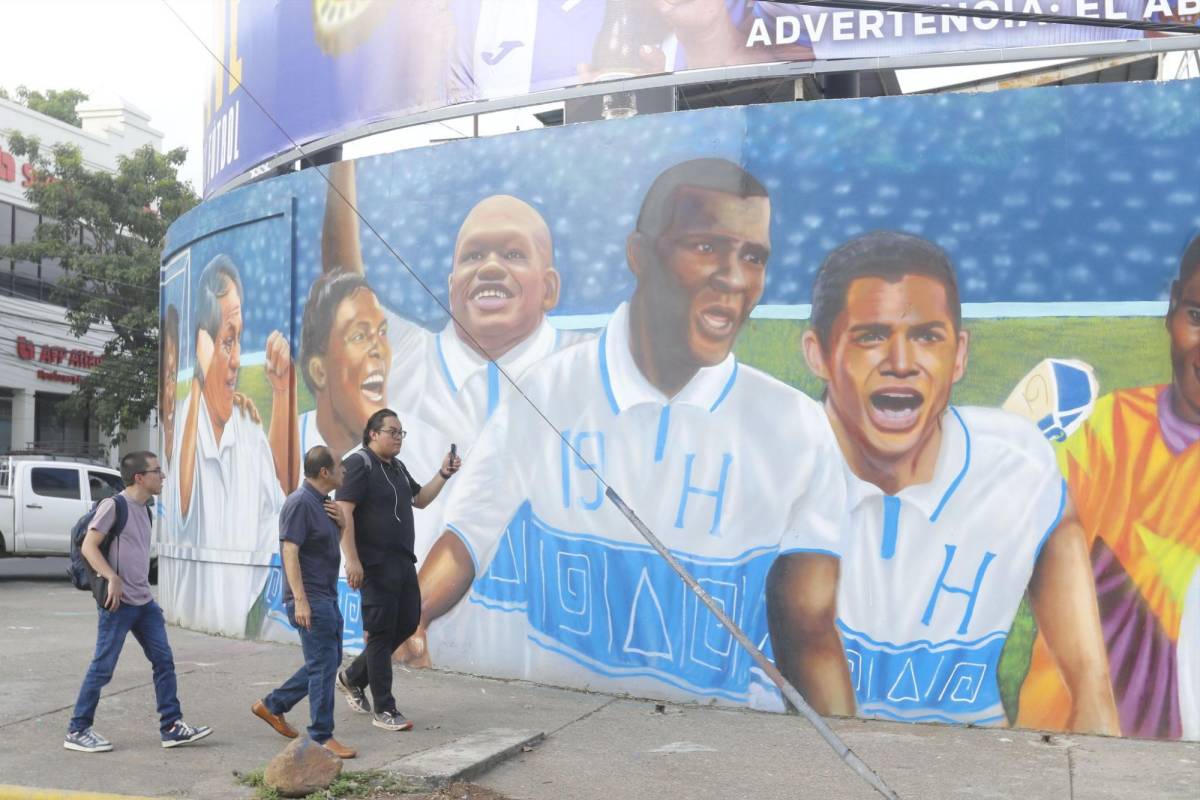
[1017,386,1200,738]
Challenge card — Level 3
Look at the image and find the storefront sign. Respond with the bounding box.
[15,336,103,385]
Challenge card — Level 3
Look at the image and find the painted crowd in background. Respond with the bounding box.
[165,77,1200,741]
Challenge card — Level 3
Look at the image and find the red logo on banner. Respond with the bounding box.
[16,336,35,360]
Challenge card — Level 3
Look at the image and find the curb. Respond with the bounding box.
[0,787,158,800]
[386,727,544,790]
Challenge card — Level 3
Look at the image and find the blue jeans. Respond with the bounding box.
[264,598,343,742]
[69,600,182,734]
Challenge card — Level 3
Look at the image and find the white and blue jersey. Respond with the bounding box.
[810,406,1065,725]
[384,311,592,560]
[439,302,847,705]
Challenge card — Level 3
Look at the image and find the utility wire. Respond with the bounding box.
[768,0,1200,35]
[159,2,909,795]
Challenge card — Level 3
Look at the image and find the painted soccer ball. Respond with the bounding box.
[1001,358,1099,442]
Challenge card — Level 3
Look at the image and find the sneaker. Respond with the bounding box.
[372,710,413,731]
[160,720,213,748]
[336,669,370,714]
[64,727,113,753]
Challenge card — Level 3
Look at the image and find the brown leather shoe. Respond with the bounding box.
[251,699,298,738]
[321,737,357,759]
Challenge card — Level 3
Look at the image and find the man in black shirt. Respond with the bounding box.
[335,408,460,731]
[253,446,356,758]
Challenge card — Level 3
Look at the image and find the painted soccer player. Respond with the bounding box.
[400,158,848,704]
[768,231,1119,732]
[1018,234,1200,739]
[160,304,180,468]
[173,255,297,636]
[320,160,590,565]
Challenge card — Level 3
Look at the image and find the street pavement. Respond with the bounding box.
[1,561,1196,799]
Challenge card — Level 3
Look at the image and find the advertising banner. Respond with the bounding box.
[173,77,1200,740]
[202,0,1182,196]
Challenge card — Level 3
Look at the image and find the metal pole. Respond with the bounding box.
[605,488,900,800]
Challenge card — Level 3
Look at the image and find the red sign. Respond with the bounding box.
[0,148,35,188]
[15,336,103,378]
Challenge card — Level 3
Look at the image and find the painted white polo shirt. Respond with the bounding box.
[384,311,592,558]
[438,302,847,704]
[1178,566,1200,741]
[166,391,285,637]
[817,406,1066,726]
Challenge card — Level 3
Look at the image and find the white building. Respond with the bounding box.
[0,96,162,463]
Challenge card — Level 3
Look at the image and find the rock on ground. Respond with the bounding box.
[263,737,344,798]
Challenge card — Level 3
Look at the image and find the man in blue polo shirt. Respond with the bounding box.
[252,446,356,759]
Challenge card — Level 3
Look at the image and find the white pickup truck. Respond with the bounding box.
[0,456,156,580]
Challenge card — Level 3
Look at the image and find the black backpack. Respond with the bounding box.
[67,495,135,591]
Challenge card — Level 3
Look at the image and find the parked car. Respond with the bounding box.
[0,455,157,583]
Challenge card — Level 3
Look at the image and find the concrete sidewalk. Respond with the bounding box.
[1,568,1196,799]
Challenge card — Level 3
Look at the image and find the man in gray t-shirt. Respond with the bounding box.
[65,451,213,754]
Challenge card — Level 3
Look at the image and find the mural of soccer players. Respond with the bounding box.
[173,255,298,637]
[320,161,591,548]
[399,158,848,705]
[1018,234,1200,740]
[767,231,1120,733]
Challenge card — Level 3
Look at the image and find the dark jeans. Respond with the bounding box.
[344,559,420,714]
[69,599,182,734]
[264,597,343,743]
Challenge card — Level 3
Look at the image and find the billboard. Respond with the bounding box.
[172,76,1200,740]
[202,0,1181,196]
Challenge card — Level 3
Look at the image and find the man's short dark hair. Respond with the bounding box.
[120,451,158,486]
[1171,234,1200,312]
[636,158,769,241]
[362,408,399,448]
[299,269,373,395]
[303,445,335,479]
[194,255,244,343]
[810,231,962,348]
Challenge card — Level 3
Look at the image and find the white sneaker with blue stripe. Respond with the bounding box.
[64,727,113,753]
[160,720,213,748]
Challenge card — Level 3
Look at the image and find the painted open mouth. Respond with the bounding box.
[360,370,384,403]
[696,304,739,340]
[470,283,514,311]
[868,388,924,432]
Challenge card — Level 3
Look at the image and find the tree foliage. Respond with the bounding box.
[0,132,197,444]
[0,86,91,127]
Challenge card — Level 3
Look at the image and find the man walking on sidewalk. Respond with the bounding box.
[252,446,357,759]
[334,409,459,731]
[65,451,212,753]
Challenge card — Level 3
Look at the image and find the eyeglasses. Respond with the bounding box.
[137,468,165,476]
[377,427,407,440]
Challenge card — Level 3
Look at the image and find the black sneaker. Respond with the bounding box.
[160,720,213,748]
[64,727,113,753]
[336,669,370,714]
[372,710,413,731]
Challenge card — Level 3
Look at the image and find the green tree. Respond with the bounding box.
[0,132,197,444]
[0,86,90,127]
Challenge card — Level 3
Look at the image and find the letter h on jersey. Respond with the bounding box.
[674,453,733,537]
[921,544,997,636]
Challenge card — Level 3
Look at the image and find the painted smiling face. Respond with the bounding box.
[818,274,968,464]
[323,287,391,435]
[448,195,559,358]
[643,185,771,370]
